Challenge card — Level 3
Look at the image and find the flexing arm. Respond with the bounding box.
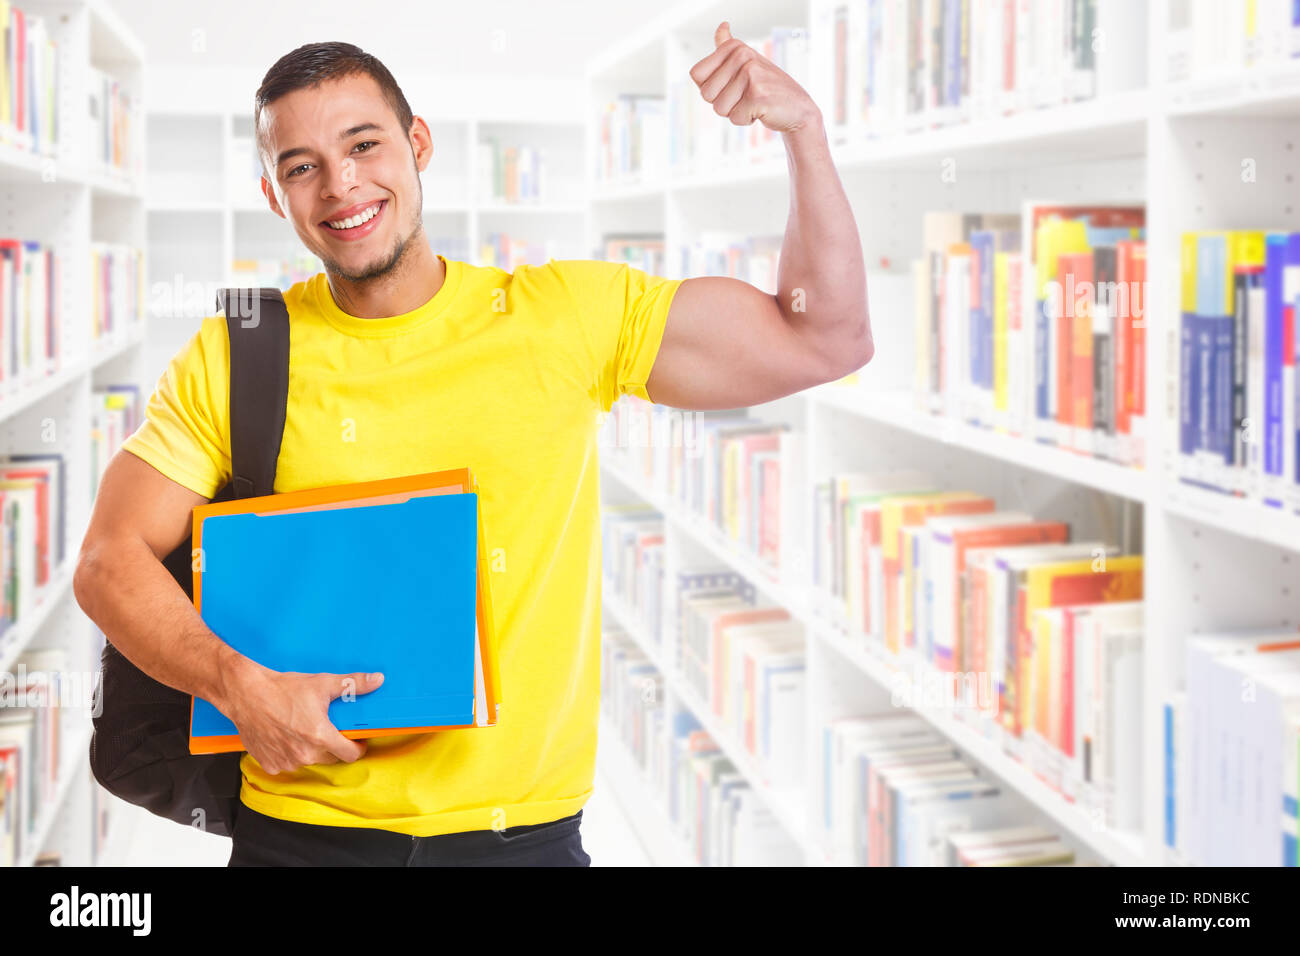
[646,22,873,411]
[73,449,379,774]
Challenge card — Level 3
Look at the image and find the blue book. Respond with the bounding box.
[1196,234,1228,463]
[1164,701,1176,850]
[1265,233,1289,500]
[969,230,995,396]
[189,489,488,750]
[1290,233,1300,495]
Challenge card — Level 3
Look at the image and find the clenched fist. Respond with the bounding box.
[688,21,820,133]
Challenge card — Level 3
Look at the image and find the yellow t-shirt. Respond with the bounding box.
[121,255,683,836]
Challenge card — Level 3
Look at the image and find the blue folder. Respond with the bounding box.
[190,492,480,745]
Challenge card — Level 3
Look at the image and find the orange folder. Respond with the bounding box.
[188,466,501,754]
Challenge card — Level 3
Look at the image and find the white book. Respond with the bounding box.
[1187,632,1300,866]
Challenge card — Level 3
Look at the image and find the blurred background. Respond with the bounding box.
[3,0,1299,868]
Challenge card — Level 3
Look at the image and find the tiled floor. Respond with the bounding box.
[104,766,650,867]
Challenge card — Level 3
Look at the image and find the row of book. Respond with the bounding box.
[811,0,1116,142]
[810,470,1144,825]
[823,712,1099,865]
[678,573,805,789]
[593,95,666,187]
[678,232,782,294]
[0,453,65,639]
[667,26,811,174]
[0,2,59,158]
[0,647,67,867]
[90,242,144,345]
[600,399,804,574]
[1176,230,1300,506]
[600,234,666,277]
[1167,0,1300,82]
[89,384,141,498]
[477,233,561,272]
[1164,629,1300,868]
[477,138,546,204]
[0,238,59,398]
[601,627,801,865]
[602,506,808,789]
[87,65,140,180]
[914,205,1147,467]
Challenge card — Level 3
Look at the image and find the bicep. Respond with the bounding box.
[81,449,209,562]
[645,276,837,410]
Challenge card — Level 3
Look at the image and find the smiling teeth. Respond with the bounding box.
[327,203,381,229]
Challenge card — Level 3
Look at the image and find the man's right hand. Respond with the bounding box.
[220,662,386,775]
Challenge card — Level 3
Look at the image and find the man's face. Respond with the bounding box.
[259,72,427,282]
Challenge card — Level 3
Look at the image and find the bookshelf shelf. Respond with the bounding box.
[1161,481,1300,556]
[1164,62,1300,118]
[0,0,147,867]
[806,613,1147,868]
[669,90,1151,191]
[596,716,699,867]
[590,179,669,202]
[603,586,815,857]
[808,384,1151,502]
[0,563,76,677]
[0,324,146,425]
[604,453,1146,866]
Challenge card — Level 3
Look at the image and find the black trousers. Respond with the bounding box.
[227,804,591,867]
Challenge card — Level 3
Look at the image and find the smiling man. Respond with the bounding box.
[73,25,872,867]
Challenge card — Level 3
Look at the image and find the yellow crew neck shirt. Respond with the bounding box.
[121,254,683,835]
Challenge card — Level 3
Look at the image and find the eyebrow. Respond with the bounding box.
[275,123,384,170]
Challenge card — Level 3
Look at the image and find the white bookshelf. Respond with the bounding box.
[0,0,147,867]
[588,0,1300,866]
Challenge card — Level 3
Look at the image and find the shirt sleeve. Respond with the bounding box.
[551,258,685,414]
[119,314,232,499]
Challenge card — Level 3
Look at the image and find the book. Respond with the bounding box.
[189,468,500,753]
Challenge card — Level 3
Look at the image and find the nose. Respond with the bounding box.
[319,157,359,205]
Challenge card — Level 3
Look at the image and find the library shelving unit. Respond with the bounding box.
[0,0,146,867]
[586,0,1300,866]
[145,112,588,376]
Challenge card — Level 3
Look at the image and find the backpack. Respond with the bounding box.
[89,287,290,837]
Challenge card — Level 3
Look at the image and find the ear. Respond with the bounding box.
[261,176,286,220]
[409,115,435,173]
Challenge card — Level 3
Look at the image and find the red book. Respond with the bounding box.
[1129,243,1147,421]
[1063,251,1095,435]
[15,8,25,137]
[1054,252,1090,431]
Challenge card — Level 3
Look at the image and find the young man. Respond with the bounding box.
[73,23,872,866]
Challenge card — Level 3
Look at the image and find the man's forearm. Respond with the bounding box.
[777,111,872,361]
[74,537,258,713]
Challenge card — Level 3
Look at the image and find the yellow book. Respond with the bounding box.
[723,440,740,540]
[879,491,995,652]
[1179,232,1199,317]
[1035,218,1089,300]
[1020,554,1144,736]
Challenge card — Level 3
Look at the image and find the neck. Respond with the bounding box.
[325,238,446,319]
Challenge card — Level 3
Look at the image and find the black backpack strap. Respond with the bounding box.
[217,287,290,499]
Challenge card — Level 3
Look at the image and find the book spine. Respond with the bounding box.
[1232,268,1251,467]
[1265,234,1286,500]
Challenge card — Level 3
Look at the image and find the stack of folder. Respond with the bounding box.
[188,467,500,755]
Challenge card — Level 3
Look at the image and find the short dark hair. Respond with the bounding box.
[254,41,414,175]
